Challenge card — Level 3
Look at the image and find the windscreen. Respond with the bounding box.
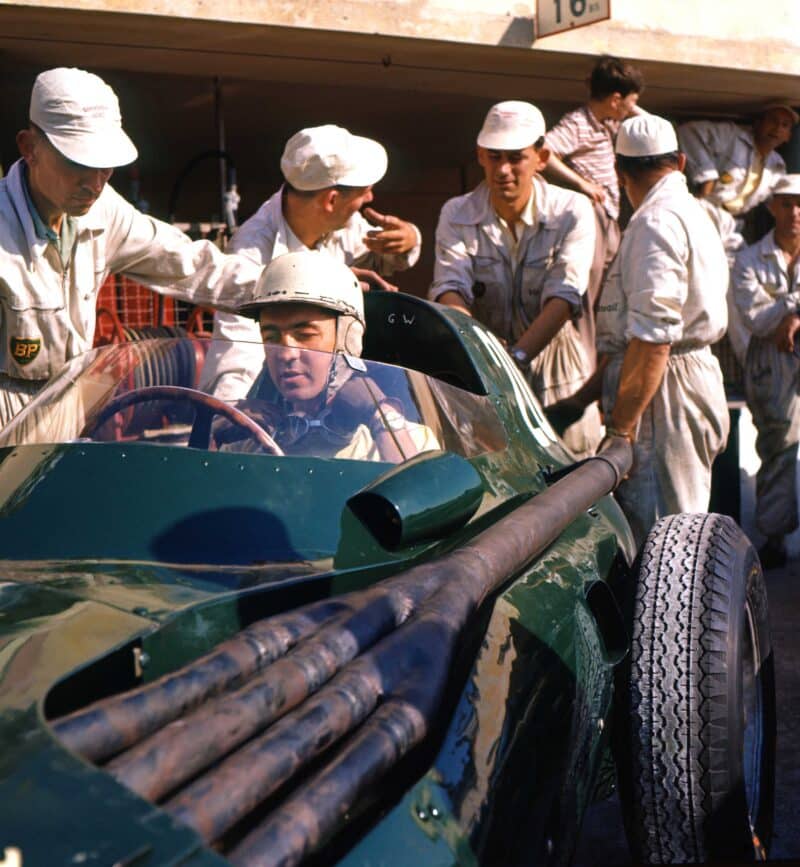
[0,339,506,464]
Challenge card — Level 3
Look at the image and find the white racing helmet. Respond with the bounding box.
[239,250,365,356]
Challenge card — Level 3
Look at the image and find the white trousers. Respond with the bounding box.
[603,347,730,549]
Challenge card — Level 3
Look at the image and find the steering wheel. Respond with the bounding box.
[81,385,284,455]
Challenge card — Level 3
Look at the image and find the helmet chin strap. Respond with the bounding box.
[336,315,364,356]
[323,314,365,404]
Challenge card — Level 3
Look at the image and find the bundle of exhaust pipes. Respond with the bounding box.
[53,440,632,867]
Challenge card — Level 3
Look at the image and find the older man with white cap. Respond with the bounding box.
[732,173,800,567]
[199,125,421,400]
[595,113,729,547]
[679,103,798,226]
[679,103,799,366]
[429,100,599,456]
[0,67,262,427]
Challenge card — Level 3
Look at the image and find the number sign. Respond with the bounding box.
[537,0,610,38]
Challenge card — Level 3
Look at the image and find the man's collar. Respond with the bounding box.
[584,104,607,130]
[762,229,800,267]
[638,170,687,208]
[759,229,778,257]
[459,176,551,227]
[492,185,537,227]
[519,186,537,226]
[20,164,59,243]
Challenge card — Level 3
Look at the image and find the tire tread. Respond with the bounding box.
[618,513,774,864]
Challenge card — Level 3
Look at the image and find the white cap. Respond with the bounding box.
[761,102,800,125]
[238,251,364,324]
[771,174,800,196]
[616,113,678,157]
[30,68,138,169]
[280,125,387,191]
[477,101,546,150]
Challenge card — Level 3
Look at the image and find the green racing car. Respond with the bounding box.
[0,291,774,866]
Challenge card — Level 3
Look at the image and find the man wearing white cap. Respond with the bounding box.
[199,125,421,400]
[679,103,798,365]
[732,174,800,567]
[678,104,797,225]
[0,67,263,427]
[429,100,599,456]
[595,113,729,547]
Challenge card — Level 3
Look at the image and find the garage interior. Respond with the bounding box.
[2,5,800,297]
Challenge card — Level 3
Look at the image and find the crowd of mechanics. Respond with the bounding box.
[0,60,798,561]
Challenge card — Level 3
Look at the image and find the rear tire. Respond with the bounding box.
[617,513,775,863]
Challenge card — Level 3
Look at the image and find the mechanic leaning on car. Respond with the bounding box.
[429,100,601,458]
[0,67,265,428]
[731,174,800,569]
[595,114,730,548]
[233,249,436,462]
[198,125,422,401]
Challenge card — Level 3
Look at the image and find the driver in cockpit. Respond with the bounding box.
[225,250,437,461]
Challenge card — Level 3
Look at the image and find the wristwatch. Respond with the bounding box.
[510,346,530,370]
[605,426,635,444]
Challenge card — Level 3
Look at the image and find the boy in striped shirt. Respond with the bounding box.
[544,55,645,361]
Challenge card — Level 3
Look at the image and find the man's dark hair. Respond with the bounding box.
[28,122,52,145]
[615,152,680,180]
[589,55,644,100]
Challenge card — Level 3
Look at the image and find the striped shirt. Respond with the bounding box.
[545,105,620,220]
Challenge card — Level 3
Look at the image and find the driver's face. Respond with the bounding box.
[259,303,338,407]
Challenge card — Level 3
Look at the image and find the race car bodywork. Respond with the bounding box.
[0,292,772,866]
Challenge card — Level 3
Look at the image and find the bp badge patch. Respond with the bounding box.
[11,337,42,366]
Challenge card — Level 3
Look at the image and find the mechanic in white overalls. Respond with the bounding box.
[0,67,263,428]
[679,104,798,362]
[678,105,796,224]
[597,114,730,548]
[199,126,421,400]
[732,174,800,568]
[429,101,600,457]
[232,250,436,462]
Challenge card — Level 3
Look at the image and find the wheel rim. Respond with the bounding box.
[742,597,765,854]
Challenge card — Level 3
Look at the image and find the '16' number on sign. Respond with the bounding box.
[553,0,587,22]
